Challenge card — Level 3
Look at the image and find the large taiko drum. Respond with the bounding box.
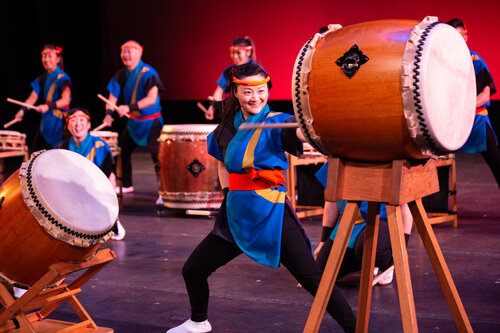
[158,124,223,209]
[292,16,476,162]
[0,149,118,287]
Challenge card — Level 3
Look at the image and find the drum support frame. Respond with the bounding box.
[303,158,472,333]
[0,248,116,333]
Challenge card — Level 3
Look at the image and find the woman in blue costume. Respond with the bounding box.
[204,36,257,120]
[101,40,165,195]
[58,107,126,241]
[313,163,413,286]
[14,44,72,152]
[447,19,500,188]
[167,63,355,333]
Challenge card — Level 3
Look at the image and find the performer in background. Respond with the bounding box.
[167,63,355,333]
[102,40,165,200]
[204,36,257,120]
[14,44,72,152]
[58,107,125,241]
[447,18,500,188]
[313,162,413,286]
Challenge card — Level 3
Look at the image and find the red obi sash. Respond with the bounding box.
[476,107,488,115]
[128,111,162,120]
[229,169,285,191]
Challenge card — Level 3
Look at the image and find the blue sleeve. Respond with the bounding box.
[216,72,226,89]
[31,78,40,95]
[315,161,328,188]
[107,77,121,98]
[207,132,224,162]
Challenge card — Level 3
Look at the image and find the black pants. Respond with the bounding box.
[119,119,162,187]
[480,125,500,188]
[316,220,393,279]
[182,207,356,332]
[30,131,53,154]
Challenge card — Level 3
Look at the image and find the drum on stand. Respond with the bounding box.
[0,130,28,152]
[158,124,223,210]
[90,130,120,153]
[0,149,118,287]
[292,16,476,162]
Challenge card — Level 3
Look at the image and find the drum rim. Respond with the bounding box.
[20,150,115,247]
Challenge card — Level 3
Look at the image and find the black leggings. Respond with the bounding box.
[480,125,500,188]
[316,220,393,279]
[181,207,356,332]
[119,119,162,187]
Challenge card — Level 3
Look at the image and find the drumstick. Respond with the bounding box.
[97,94,130,118]
[93,123,107,131]
[3,118,20,129]
[238,122,300,130]
[197,102,209,114]
[6,98,36,110]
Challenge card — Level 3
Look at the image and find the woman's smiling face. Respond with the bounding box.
[234,74,269,119]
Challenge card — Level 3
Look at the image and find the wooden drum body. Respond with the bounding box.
[90,130,120,153]
[293,17,476,162]
[0,130,28,152]
[158,124,223,209]
[0,150,118,287]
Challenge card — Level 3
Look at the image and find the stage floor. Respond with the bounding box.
[16,149,500,332]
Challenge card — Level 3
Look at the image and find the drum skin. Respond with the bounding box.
[158,125,223,209]
[307,20,424,162]
[0,171,101,287]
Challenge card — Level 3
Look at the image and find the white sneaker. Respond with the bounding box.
[377,266,394,285]
[111,220,126,241]
[116,186,134,194]
[156,195,164,206]
[13,287,27,298]
[166,319,212,333]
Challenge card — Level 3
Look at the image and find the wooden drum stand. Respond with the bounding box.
[0,248,115,333]
[304,157,472,333]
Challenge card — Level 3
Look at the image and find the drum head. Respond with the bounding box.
[21,149,118,247]
[403,19,476,155]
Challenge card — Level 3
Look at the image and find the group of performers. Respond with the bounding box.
[5,17,498,333]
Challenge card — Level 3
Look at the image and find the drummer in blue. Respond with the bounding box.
[101,40,165,199]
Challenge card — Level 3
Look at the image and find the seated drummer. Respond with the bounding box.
[57,107,125,240]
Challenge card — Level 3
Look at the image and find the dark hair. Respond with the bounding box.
[232,36,257,61]
[42,44,64,71]
[221,62,271,122]
[447,18,465,29]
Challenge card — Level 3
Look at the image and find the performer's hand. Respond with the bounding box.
[103,114,114,127]
[14,109,24,122]
[313,242,325,260]
[116,105,130,117]
[205,106,214,120]
[35,104,49,113]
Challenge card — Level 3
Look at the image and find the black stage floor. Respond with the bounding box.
[11,149,500,332]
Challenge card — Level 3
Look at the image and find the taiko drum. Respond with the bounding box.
[158,124,223,209]
[0,149,118,287]
[292,17,476,162]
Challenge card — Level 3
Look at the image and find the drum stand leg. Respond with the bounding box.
[303,158,472,333]
[0,248,116,332]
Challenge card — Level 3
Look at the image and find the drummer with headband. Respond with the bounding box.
[204,36,258,120]
[167,62,356,333]
[447,19,500,188]
[14,44,72,152]
[101,40,165,199]
[58,107,126,241]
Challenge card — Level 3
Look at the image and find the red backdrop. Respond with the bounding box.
[104,0,500,101]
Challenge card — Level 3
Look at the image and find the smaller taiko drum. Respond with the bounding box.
[90,131,120,153]
[0,149,118,287]
[0,130,27,152]
[158,124,223,209]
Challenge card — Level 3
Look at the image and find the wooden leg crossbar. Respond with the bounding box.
[303,158,472,333]
[0,248,116,333]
